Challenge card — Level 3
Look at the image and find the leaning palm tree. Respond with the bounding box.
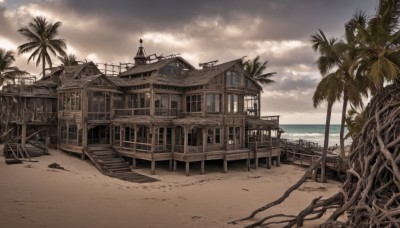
[312,73,342,182]
[17,16,67,79]
[58,53,78,66]
[244,56,276,84]
[0,49,28,85]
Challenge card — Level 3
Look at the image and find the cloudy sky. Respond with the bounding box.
[0,0,378,124]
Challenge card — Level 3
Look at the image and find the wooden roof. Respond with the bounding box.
[116,58,262,89]
[58,74,117,90]
[119,57,195,77]
[246,118,279,130]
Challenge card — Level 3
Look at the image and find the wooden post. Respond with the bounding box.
[21,124,27,148]
[223,154,228,173]
[169,159,173,171]
[134,125,138,151]
[151,125,156,175]
[118,126,122,149]
[276,154,281,167]
[246,150,250,171]
[202,126,206,174]
[184,126,188,154]
[185,162,190,176]
[255,141,258,169]
[132,157,137,169]
[151,160,156,175]
[173,160,177,171]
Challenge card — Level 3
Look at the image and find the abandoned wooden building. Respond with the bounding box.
[0,40,281,175]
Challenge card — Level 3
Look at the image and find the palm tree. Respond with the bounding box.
[311,28,368,158]
[0,49,28,85]
[58,54,78,66]
[244,56,276,84]
[313,73,343,182]
[17,16,67,79]
[352,0,400,92]
[345,106,368,140]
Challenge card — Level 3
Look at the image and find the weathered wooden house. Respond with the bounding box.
[1,40,281,175]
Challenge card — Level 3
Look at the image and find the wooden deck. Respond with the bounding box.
[114,146,282,176]
[281,140,349,173]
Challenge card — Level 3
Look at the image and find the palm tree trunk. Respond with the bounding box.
[42,53,46,79]
[321,101,333,183]
[340,95,348,158]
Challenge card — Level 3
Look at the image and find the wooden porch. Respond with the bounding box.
[114,146,281,176]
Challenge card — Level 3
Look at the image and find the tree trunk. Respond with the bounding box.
[42,53,46,79]
[321,101,333,183]
[339,95,348,158]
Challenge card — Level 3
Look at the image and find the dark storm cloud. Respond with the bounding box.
[57,0,377,39]
[0,0,379,123]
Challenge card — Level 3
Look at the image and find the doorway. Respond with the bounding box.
[88,125,110,144]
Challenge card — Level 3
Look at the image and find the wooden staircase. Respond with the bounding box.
[84,145,158,183]
[3,143,31,161]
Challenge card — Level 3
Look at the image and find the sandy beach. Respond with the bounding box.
[0,147,341,228]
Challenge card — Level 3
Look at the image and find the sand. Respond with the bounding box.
[0,146,341,228]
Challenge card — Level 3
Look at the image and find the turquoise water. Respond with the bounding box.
[280,124,350,146]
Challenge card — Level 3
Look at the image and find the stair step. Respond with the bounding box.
[103,162,129,167]
[92,154,118,158]
[104,164,130,169]
[92,152,114,156]
[107,167,131,172]
[99,160,126,164]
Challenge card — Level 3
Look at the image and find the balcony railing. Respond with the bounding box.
[155,108,178,116]
[87,112,110,120]
[16,111,57,123]
[114,108,150,117]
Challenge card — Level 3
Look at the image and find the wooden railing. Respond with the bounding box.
[87,112,110,120]
[114,108,150,117]
[154,108,178,116]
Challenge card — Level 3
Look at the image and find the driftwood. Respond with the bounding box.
[231,83,400,227]
[48,162,68,171]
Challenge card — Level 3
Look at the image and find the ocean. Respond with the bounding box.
[279,124,350,146]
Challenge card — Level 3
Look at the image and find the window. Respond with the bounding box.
[186,94,202,112]
[68,125,78,142]
[158,128,164,144]
[228,127,240,145]
[125,127,135,141]
[206,94,221,113]
[207,128,221,144]
[227,94,239,113]
[88,92,111,120]
[226,71,241,86]
[128,93,150,115]
[244,95,259,116]
[113,126,120,146]
[113,94,123,109]
[62,92,80,111]
[155,94,179,116]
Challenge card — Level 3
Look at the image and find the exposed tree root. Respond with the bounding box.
[231,83,400,227]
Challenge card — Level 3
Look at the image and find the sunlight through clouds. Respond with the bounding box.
[0,37,16,50]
